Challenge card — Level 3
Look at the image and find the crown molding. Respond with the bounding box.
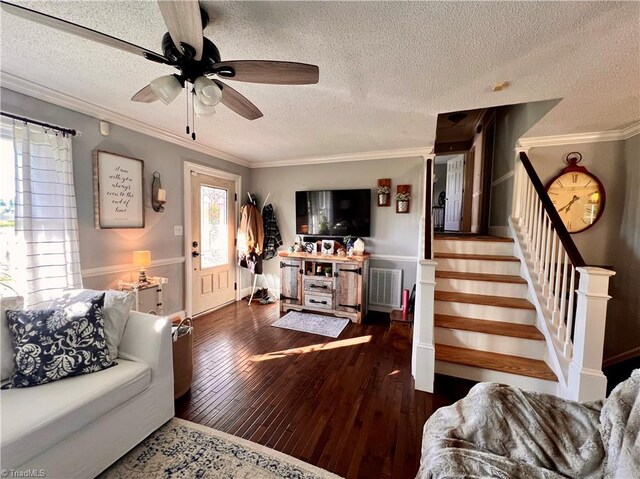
[252,146,435,168]
[1,72,251,168]
[518,121,640,149]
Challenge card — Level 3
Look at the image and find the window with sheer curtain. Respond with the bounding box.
[0,119,82,306]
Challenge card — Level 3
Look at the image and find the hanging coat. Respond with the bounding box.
[238,203,264,255]
[262,204,283,260]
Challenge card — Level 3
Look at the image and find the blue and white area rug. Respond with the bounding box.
[272,311,350,338]
[99,418,341,478]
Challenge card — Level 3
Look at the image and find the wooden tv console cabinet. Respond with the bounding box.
[278,252,370,323]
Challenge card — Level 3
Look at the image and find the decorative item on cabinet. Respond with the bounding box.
[395,185,411,213]
[377,178,391,206]
[304,242,317,254]
[321,239,334,255]
[353,238,365,256]
[152,171,167,212]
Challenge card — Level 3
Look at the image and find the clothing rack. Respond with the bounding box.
[244,191,275,305]
[1,111,77,137]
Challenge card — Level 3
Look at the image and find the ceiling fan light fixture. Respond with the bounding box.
[194,76,222,106]
[193,94,216,118]
[150,75,182,105]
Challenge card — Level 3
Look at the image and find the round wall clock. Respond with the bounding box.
[545,152,605,234]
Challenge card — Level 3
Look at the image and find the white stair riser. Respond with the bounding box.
[435,328,545,360]
[435,278,528,298]
[434,240,514,256]
[435,361,558,395]
[435,300,536,325]
[436,258,521,275]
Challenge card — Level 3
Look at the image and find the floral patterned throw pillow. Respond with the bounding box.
[2,294,115,389]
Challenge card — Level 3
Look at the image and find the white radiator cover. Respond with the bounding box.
[369,268,403,311]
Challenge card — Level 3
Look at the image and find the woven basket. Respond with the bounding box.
[172,318,193,399]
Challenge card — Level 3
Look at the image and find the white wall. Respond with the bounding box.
[1,88,251,314]
[249,157,424,297]
[529,136,639,359]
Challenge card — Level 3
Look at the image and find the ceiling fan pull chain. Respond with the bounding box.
[185,85,190,135]
[191,88,196,141]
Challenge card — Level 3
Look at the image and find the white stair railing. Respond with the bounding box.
[511,152,614,401]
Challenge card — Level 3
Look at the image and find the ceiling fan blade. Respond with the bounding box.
[157,1,203,61]
[131,84,159,103]
[213,80,263,121]
[212,61,319,85]
[0,1,170,63]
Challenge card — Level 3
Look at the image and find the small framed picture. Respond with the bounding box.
[304,242,317,254]
[321,239,334,255]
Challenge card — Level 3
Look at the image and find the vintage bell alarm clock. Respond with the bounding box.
[545,152,605,234]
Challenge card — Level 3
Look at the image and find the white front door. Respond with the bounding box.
[445,156,464,231]
[190,172,236,316]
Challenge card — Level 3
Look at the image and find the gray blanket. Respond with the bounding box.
[417,370,640,479]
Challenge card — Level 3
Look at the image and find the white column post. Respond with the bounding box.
[412,259,437,393]
[412,151,436,393]
[566,267,615,401]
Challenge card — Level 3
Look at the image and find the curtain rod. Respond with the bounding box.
[1,111,77,137]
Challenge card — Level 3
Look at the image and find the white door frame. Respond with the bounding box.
[183,161,242,318]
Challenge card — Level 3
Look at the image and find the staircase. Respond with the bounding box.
[433,234,559,394]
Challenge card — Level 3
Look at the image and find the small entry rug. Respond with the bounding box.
[272,311,350,338]
[99,417,341,479]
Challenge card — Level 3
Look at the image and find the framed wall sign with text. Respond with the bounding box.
[93,150,145,229]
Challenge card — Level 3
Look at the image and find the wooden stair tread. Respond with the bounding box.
[435,291,535,310]
[435,344,557,381]
[435,314,544,340]
[435,270,526,284]
[435,235,513,243]
[434,252,520,262]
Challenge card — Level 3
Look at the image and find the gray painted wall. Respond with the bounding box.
[1,88,251,314]
[490,100,560,227]
[249,157,424,301]
[529,136,639,359]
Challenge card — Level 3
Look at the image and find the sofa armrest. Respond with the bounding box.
[118,311,172,377]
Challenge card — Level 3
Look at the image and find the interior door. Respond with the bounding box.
[191,172,236,316]
[445,156,464,231]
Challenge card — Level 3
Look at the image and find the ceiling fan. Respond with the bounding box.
[0,0,320,139]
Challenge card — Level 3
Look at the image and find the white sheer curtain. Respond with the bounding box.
[11,120,82,307]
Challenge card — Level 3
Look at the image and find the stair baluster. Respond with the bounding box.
[511,151,614,401]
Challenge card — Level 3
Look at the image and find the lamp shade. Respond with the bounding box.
[193,94,216,118]
[149,75,182,105]
[194,76,222,106]
[133,250,151,267]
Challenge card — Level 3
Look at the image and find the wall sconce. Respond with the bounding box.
[133,250,151,283]
[152,171,166,212]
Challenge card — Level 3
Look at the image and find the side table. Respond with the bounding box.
[118,276,168,315]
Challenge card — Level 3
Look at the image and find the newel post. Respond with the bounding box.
[412,152,436,393]
[567,267,615,401]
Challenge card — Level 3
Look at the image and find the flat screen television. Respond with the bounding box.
[295,189,371,237]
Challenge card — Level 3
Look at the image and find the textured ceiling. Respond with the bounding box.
[1,1,639,165]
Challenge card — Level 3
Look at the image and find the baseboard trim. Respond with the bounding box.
[603,346,640,368]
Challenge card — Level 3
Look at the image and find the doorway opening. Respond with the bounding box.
[433,108,495,234]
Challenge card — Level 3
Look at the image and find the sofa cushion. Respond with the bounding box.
[1,296,24,381]
[3,294,114,389]
[49,289,134,360]
[1,358,151,469]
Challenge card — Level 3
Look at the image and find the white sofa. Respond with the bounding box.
[1,311,175,478]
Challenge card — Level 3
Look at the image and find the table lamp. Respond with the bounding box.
[133,250,151,284]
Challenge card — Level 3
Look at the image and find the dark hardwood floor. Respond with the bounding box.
[175,301,476,479]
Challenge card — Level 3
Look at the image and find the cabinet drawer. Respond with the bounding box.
[304,293,333,310]
[303,277,333,293]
